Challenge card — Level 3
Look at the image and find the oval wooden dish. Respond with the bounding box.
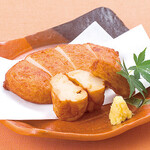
[0,39,150,141]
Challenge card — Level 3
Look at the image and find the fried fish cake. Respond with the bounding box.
[67,70,105,112]
[50,73,88,121]
[3,60,52,104]
[88,43,130,98]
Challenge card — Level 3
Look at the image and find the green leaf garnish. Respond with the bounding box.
[137,48,146,65]
[117,48,150,101]
[133,54,138,65]
[143,99,150,105]
[125,97,143,108]
[125,97,150,108]
[134,69,140,79]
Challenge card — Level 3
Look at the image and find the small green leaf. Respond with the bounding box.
[128,66,136,70]
[125,97,143,108]
[134,69,140,79]
[134,54,138,65]
[117,70,128,79]
[137,48,147,65]
[130,75,146,93]
[140,60,150,67]
[130,75,146,98]
[126,77,135,98]
[138,60,150,83]
[123,60,128,74]
[143,99,150,105]
[117,60,129,74]
[139,68,150,83]
[116,60,123,68]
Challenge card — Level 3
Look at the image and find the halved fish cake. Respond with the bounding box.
[50,73,88,121]
[67,70,105,112]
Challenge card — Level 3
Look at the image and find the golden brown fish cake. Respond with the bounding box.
[4,43,130,107]
[67,70,105,112]
[3,60,52,104]
[58,44,96,72]
[50,73,88,121]
[88,43,130,98]
[26,48,74,76]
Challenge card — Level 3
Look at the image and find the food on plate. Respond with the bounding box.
[26,48,75,76]
[50,73,88,121]
[3,43,130,105]
[109,96,133,125]
[3,60,52,104]
[67,70,105,112]
[56,44,97,71]
[89,43,130,98]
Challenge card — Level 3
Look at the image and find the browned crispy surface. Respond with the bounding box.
[59,44,96,72]
[27,48,74,76]
[86,98,101,112]
[89,43,130,97]
[87,88,105,111]
[3,60,52,104]
[51,91,88,121]
[3,43,130,105]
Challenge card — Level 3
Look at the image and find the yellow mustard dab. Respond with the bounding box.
[109,96,133,125]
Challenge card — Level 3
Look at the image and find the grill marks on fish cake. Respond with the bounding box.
[3,60,52,104]
[26,48,75,76]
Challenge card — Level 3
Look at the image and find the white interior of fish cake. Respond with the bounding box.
[67,70,105,92]
[50,73,87,101]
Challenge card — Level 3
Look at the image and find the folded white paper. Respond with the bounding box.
[71,21,113,44]
[0,22,150,119]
